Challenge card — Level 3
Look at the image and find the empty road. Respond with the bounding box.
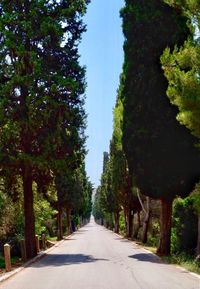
[0,218,199,289]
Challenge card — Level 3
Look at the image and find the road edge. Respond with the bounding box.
[111,229,200,280]
[0,232,74,284]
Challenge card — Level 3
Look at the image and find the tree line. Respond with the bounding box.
[0,0,92,260]
[93,0,200,258]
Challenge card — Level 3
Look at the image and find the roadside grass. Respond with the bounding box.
[162,254,200,275]
[47,236,57,242]
[139,244,200,275]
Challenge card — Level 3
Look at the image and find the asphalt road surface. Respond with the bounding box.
[0,218,199,289]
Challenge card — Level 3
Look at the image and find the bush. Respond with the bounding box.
[162,253,200,275]
[172,197,198,255]
[119,212,126,235]
[34,194,57,236]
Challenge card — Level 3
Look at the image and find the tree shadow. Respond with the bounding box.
[114,237,130,243]
[30,254,109,268]
[63,238,76,241]
[129,253,162,263]
[74,229,89,234]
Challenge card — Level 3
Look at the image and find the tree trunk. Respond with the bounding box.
[197,215,200,257]
[124,208,128,235]
[126,209,133,238]
[22,165,37,259]
[114,211,120,233]
[133,212,142,239]
[57,205,63,240]
[80,216,83,227]
[157,198,173,256]
[66,208,71,235]
[142,197,151,243]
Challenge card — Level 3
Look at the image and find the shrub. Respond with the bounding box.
[172,197,198,255]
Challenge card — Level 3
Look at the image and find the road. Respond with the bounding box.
[0,218,199,289]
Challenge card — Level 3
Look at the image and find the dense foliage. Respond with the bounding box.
[0,0,92,259]
[161,0,200,256]
[119,0,200,255]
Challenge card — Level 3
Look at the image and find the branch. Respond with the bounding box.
[136,188,147,214]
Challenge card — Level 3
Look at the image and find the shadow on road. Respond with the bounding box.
[114,237,130,243]
[62,238,77,241]
[30,254,109,268]
[129,253,162,264]
[73,230,89,234]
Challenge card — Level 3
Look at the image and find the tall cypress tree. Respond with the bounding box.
[0,0,89,258]
[111,90,141,237]
[120,0,200,255]
[161,0,200,256]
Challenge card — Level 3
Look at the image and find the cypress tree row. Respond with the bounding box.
[0,0,90,258]
[120,0,200,255]
[161,0,200,256]
[93,87,141,237]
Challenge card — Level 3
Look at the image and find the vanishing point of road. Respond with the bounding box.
[0,218,199,289]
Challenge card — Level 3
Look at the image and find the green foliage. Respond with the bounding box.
[55,165,92,218]
[171,197,198,254]
[100,154,119,215]
[80,179,93,220]
[161,1,200,233]
[161,42,200,143]
[162,253,200,274]
[93,152,118,224]
[0,0,90,256]
[120,0,200,201]
[34,193,57,236]
[0,0,87,171]
[110,93,131,211]
[0,253,21,269]
[93,187,104,222]
[0,179,24,242]
[191,183,200,215]
[0,254,4,269]
[146,221,160,247]
[119,212,126,235]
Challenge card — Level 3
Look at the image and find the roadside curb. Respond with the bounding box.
[0,233,74,284]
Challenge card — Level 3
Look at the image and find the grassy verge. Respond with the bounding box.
[47,236,57,242]
[162,254,200,275]
[137,244,200,275]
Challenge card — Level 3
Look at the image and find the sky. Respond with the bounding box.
[79,0,125,188]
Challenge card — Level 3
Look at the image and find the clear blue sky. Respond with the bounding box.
[79,0,124,188]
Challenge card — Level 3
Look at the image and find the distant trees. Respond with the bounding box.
[0,0,91,258]
[93,88,141,237]
[55,165,92,240]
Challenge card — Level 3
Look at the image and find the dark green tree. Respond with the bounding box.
[55,166,84,239]
[120,0,200,255]
[161,0,200,256]
[172,197,198,254]
[111,93,141,236]
[0,0,89,258]
[93,187,104,225]
[99,152,115,229]
[79,175,93,225]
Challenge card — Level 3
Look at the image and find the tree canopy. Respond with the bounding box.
[118,0,200,255]
[0,0,90,258]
